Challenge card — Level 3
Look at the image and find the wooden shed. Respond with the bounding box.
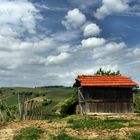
[74,75,138,114]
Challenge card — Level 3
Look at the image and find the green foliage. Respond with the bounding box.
[130,131,140,140]
[134,93,140,113]
[95,68,121,76]
[60,89,78,117]
[47,132,82,140]
[0,101,17,122]
[1,87,72,106]
[68,118,128,130]
[13,127,43,140]
[42,98,52,106]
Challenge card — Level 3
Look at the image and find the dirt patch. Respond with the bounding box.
[1,114,140,140]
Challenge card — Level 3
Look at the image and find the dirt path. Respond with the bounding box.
[0,120,67,140]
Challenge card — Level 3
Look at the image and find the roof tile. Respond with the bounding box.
[76,75,138,87]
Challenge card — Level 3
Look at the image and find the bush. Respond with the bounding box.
[13,127,43,140]
[42,98,52,106]
[130,131,140,140]
[134,94,140,113]
[60,89,78,117]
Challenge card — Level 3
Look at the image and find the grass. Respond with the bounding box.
[130,131,140,140]
[1,87,72,106]
[13,127,43,140]
[68,117,129,130]
[47,132,83,140]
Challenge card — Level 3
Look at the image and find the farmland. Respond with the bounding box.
[0,87,140,140]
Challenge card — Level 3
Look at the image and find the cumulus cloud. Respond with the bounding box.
[94,0,129,19]
[62,8,86,30]
[0,0,40,33]
[83,23,101,37]
[81,37,106,48]
[0,0,140,87]
[93,42,126,59]
[46,52,71,65]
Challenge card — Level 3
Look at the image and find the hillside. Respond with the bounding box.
[0,86,72,106]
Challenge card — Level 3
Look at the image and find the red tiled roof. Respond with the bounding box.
[76,75,138,87]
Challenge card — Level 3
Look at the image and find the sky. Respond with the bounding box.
[0,0,140,87]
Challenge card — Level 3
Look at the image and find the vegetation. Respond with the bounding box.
[95,68,121,76]
[60,88,78,117]
[68,117,129,130]
[109,136,121,140]
[134,92,140,113]
[13,127,43,140]
[130,131,140,140]
[47,132,82,140]
[0,87,73,121]
[1,86,140,140]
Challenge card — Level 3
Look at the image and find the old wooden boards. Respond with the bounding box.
[78,87,134,114]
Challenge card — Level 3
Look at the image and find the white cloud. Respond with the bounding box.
[62,8,86,30]
[93,42,126,59]
[0,0,39,33]
[0,0,139,87]
[81,37,106,47]
[46,52,71,65]
[94,0,129,19]
[83,23,101,37]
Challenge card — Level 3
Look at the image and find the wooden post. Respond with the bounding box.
[78,87,85,115]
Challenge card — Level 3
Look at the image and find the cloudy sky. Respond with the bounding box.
[0,0,140,87]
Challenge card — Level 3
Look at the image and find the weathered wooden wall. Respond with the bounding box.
[78,87,133,114]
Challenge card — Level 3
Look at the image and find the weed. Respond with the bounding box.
[47,132,82,140]
[68,118,128,130]
[130,131,140,140]
[13,127,43,140]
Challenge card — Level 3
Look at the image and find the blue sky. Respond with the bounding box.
[0,0,140,87]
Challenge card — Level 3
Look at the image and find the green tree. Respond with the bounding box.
[95,68,121,76]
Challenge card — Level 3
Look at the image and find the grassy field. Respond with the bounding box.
[0,86,73,106]
[1,87,140,140]
[1,114,140,140]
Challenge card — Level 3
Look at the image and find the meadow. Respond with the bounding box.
[1,86,140,140]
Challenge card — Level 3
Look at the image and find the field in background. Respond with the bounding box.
[0,86,72,105]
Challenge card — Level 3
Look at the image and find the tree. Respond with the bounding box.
[94,68,121,76]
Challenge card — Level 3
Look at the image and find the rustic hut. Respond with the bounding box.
[74,75,138,114]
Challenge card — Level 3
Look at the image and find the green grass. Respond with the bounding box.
[130,131,140,140]
[13,127,43,140]
[2,95,18,106]
[68,118,128,130]
[47,132,83,140]
[1,87,72,106]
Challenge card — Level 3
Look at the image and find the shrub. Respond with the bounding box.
[133,94,140,113]
[60,89,78,117]
[42,99,52,106]
[130,131,140,140]
[13,127,43,140]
